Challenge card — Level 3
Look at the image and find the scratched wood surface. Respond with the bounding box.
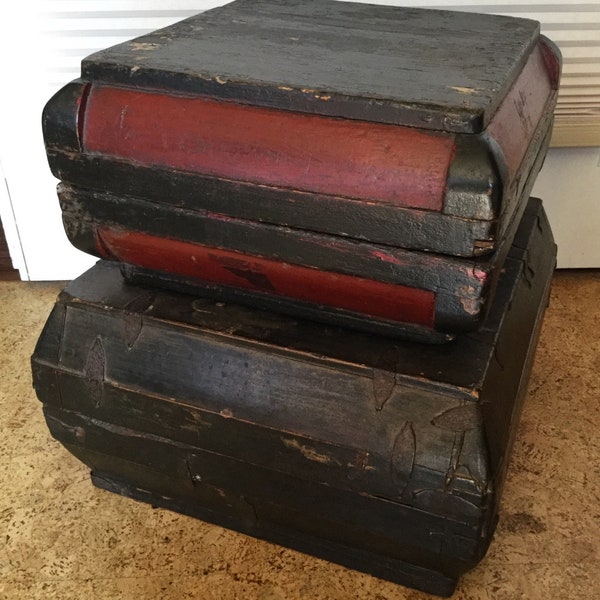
[32,199,556,596]
[81,0,540,133]
[45,148,494,257]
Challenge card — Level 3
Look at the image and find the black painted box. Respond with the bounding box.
[41,0,561,341]
[32,198,556,596]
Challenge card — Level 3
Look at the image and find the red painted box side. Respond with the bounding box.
[82,86,455,211]
[486,42,555,179]
[96,228,436,327]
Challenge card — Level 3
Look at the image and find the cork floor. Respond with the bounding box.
[0,269,598,600]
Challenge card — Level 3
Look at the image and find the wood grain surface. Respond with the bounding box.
[81,0,540,132]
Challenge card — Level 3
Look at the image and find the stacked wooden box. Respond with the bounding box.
[33,1,561,595]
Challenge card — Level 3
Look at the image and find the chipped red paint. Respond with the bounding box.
[82,85,455,211]
[472,268,489,282]
[486,42,553,177]
[96,228,435,326]
[370,250,407,266]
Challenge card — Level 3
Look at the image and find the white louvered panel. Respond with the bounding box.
[559,76,600,87]
[47,1,209,10]
[341,0,600,147]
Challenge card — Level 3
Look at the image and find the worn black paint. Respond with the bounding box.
[46,149,494,258]
[32,199,556,596]
[80,0,540,133]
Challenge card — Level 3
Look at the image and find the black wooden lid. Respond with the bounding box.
[81,0,540,133]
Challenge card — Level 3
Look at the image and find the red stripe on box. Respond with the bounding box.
[82,86,454,211]
[97,228,435,327]
[486,42,554,177]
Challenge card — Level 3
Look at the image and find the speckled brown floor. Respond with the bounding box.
[1,270,599,599]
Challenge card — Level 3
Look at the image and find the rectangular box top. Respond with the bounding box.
[81,0,540,133]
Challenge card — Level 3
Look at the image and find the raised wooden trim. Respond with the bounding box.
[96,227,436,327]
